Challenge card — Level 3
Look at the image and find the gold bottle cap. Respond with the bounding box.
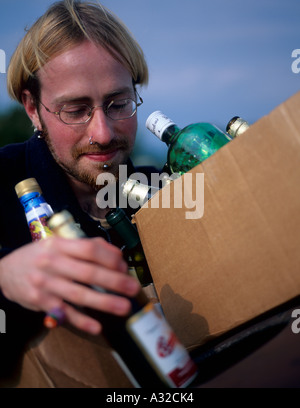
[15,178,42,198]
[48,210,85,238]
[48,210,73,230]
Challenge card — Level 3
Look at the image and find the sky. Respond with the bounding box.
[0,0,299,167]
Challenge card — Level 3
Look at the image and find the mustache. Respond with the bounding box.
[72,139,129,159]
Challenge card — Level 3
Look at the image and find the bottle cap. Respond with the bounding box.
[226,116,250,138]
[48,210,86,238]
[105,207,127,226]
[48,210,74,231]
[15,178,42,198]
[145,111,175,140]
[122,179,156,206]
[121,179,138,199]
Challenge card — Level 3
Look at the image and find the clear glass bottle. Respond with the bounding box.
[48,209,199,388]
[146,111,232,175]
[226,116,250,138]
[15,178,54,241]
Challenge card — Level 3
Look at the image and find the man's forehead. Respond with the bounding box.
[36,41,133,99]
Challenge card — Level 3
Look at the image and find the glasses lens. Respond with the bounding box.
[107,99,137,120]
[60,105,90,124]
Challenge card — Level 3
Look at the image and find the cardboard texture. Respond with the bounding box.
[134,90,300,351]
[2,325,134,388]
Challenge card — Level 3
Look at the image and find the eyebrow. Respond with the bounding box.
[52,87,135,106]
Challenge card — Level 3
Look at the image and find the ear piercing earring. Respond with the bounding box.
[34,127,43,139]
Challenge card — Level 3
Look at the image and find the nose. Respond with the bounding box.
[86,107,114,146]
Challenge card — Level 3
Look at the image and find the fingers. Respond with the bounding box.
[36,250,139,297]
[36,236,140,334]
[44,303,103,335]
[64,304,102,335]
[0,236,141,336]
[37,236,140,296]
[43,276,133,315]
[43,236,127,272]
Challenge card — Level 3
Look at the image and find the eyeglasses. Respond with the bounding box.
[39,94,143,125]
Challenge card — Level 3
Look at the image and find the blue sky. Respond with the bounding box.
[0,0,299,166]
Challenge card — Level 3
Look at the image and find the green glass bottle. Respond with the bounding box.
[105,207,153,287]
[146,111,232,175]
[105,207,164,310]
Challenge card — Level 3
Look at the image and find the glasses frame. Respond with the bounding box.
[39,92,143,125]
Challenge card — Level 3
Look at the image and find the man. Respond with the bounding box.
[0,0,157,387]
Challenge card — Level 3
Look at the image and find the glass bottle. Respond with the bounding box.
[105,206,164,314]
[48,209,199,388]
[15,178,54,241]
[146,111,232,175]
[226,116,250,138]
[121,178,161,208]
[105,207,154,285]
[122,175,178,210]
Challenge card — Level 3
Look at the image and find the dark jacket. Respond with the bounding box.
[0,133,158,379]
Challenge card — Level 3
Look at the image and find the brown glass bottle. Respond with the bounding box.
[48,210,199,388]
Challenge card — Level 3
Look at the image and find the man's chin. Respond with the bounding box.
[71,163,122,191]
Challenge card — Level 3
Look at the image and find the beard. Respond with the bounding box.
[40,122,132,191]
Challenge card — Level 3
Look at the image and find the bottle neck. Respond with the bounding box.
[19,191,47,213]
[161,124,180,145]
[226,116,250,138]
[19,191,40,205]
[122,179,160,207]
[48,211,86,239]
[106,208,140,249]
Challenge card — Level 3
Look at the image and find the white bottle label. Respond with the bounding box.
[26,203,54,241]
[26,203,53,223]
[146,111,175,140]
[126,302,198,387]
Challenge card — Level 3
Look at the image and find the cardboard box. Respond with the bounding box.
[134,90,300,351]
[2,324,134,388]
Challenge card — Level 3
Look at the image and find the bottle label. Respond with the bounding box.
[26,203,54,241]
[126,302,198,387]
[146,111,175,140]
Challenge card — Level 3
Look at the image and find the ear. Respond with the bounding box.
[21,90,42,131]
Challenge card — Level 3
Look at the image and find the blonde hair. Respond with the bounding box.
[7,0,148,103]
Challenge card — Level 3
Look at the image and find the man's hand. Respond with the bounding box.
[0,236,140,334]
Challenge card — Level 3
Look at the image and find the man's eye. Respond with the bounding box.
[110,100,131,110]
[63,106,88,116]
